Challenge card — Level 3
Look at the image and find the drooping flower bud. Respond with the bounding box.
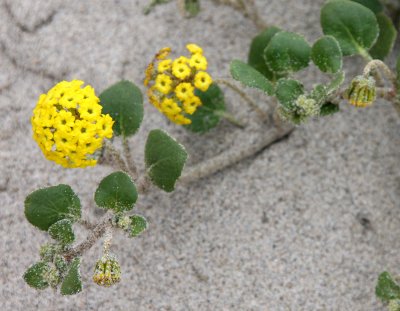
[93,255,121,287]
[345,75,376,108]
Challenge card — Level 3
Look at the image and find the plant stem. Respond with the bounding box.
[64,213,113,261]
[215,78,269,121]
[122,136,138,180]
[104,141,130,173]
[363,60,397,88]
[179,121,294,184]
[214,110,245,128]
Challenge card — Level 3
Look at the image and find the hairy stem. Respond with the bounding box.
[364,60,397,88]
[215,78,269,120]
[64,213,112,261]
[104,141,130,173]
[122,136,138,180]
[179,122,294,184]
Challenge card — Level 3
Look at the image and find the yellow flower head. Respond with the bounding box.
[345,75,376,108]
[31,80,114,168]
[144,44,213,126]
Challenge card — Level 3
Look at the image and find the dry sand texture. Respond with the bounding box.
[0,0,399,310]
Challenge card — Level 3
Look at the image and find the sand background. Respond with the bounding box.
[0,0,399,310]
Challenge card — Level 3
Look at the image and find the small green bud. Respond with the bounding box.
[294,95,319,117]
[389,299,400,311]
[39,243,59,262]
[54,255,68,274]
[344,75,376,107]
[93,255,121,287]
[117,216,132,230]
[43,267,61,288]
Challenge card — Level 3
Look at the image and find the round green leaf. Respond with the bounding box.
[61,258,82,295]
[320,102,340,116]
[185,83,226,133]
[95,171,138,213]
[264,31,311,74]
[321,0,379,56]
[99,80,144,137]
[24,185,81,231]
[311,36,343,73]
[275,79,304,109]
[23,262,50,290]
[369,13,397,60]
[145,129,188,192]
[376,271,400,302]
[230,60,274,95]
[129,215,148,237]
[248,26,283,81]
[350,0,383,13]
[48,219,75,245]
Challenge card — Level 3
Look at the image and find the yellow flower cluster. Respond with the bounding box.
[144,44,213,125]
[31,80,114,168]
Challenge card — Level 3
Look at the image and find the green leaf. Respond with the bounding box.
[145,129,188,192]
[48,219,75,245]
[248,26,283,81]
[376,271,400,302]
[129,215,148,237]
[24,185,81,231]
[185,83,226,133]
[94,171,138,213]
[184,0,200,17]
[369,13,397,60]
[275,79,304,109]
[311,36,343,73]
[320,102,340,115]
[326,71,345,94]
[321,0,379,56]
[23,262,50,290]
[350,0,383,13]
[310,84,328,104]
[230,60,274,95]
[61,258,82,295]
[264,31,311,74]
[99,80,144,137]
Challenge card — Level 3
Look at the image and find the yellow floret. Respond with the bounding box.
[158,59,172,73]
[154,74,173,95]
[175,83,195,101]
[173,114,192,125]
[194,72,213,92]
[183,96,202,114]
[186,43,203,55]
[31,80,114,168]
[172,63,191,80]
[156,47,172,60]
[161,98,182,115]
[189,54,207,71]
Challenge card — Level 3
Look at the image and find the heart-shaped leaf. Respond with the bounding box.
[25,185,81,231]
[129,215,148,237]
[311,36,342,73]
[95,171,138,213]
[321,0,379,56]
[23,262,50,290]
[99,80,144,137]
[48,219,75,245]
[145,129,188,192]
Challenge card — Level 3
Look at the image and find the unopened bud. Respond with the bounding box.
[345,75,376,108]
[93,255,121,287]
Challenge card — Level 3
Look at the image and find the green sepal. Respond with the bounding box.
[23,262,50,290]
[185,83,226,133]
[275,79,304,110]
[264,31,311,74]
[129,215,148,237]
[369,13,397,60]
[48,219,75,245]
[321,0,379,56]
[24,184,81,231]
[94,171,138,213]
[99,80,144,137]
[248,26,283,81]
[145,129,188,192]
[230,60,274,95]
[60,258,82,295]
[311,35,342,73]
